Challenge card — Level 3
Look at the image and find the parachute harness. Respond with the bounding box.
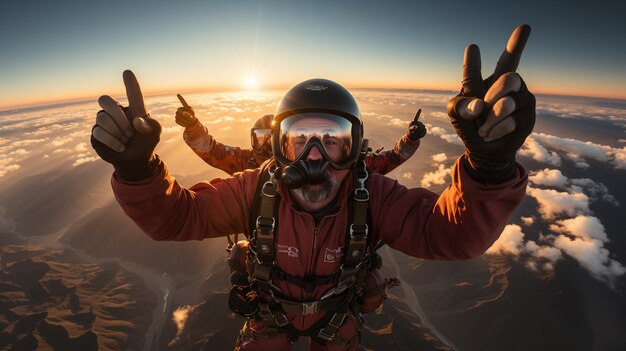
[245,160,374,346]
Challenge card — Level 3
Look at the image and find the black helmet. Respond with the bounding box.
[252,114,273,131]
[272,78,363,172]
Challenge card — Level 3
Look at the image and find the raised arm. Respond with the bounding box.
[176,94,257,175]
[364,109,426,175]
[375,24,535,259]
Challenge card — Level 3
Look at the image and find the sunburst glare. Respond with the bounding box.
[244,75,259,90]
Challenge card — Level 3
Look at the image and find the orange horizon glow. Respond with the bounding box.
[3,82,626,112]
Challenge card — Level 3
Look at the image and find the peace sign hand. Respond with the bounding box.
[447,24,536,183]
[91,70,162,181]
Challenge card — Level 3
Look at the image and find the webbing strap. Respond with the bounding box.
[255,179,277,262]
[271,269,341,293]
[276,292,349,315]
[317,312,348,343]
[250,164,286,306]
[335,161,370,295]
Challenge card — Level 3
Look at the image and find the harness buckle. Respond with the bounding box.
[302,301,319,315]
[261,181,277,197]
[353,187,369,202]
[274,312,290,327]
[349,223,368,239]
[317,329,335,343]
[256,216,276,231]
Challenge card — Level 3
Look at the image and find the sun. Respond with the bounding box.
[244,75,259,90]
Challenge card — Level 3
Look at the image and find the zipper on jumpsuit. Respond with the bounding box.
[301,220,318,330]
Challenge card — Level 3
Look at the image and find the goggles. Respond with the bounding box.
[273,112,361,170]
[251,128,272,154]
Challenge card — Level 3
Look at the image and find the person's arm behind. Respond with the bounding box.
[365,109,426,175]
[176,94,256,175]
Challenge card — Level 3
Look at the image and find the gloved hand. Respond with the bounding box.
[447,24,536,183]
[407,109,427,140]
[175,94,199,128]
[91,70,162,181]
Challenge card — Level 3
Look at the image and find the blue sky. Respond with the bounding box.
[1,0,625,108]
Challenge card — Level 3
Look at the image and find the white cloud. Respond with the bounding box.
[428,125,448,135]
[529,168,568,187]
[206,116,235,124]
[424,123,461,145]
[549,215,608,243]
[529,243,562,263]
[518,136,562,166]
[533,133,610,162]
[74,143,88,152]
[521,216,535,226]
[569,178,619,206]
[537,100,626,123]
[0,162,20,177]
[527,168,618,207]
[420,164,451,187]
[440,134,463,145]
[9,149,30,156]
[12,138,48,147]
[486,224,525,255]
[51,136,73,147]
[162,126,180,134]
[524,132,626,169]
[402,172,413,180]
[388,118,407,127]
[430,111,448,119]
[431,153,448,163]
[553,236,625,284]
[526,186,590,219]
[53,148,71,154]
[73,156,99,167]
[487,225,562,264]
[613,146,626,169]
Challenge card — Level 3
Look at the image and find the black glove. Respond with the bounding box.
[448,78,535,183]
[447,25,535,183]
[91,115,162,181]
[407,109,427,140]
[91,70,162,182]
[175,94,199,128]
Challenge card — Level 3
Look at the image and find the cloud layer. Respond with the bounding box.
[488,167,624,286]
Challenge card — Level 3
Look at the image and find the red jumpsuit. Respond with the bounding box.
[183,121,420,176]
[111,156,528,350]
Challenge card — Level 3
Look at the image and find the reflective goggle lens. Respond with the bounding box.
[251,128,272,152]
[279,113,353,163]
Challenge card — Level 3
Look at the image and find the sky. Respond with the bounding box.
[1,0,625,109]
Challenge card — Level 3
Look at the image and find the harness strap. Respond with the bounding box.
[276,292,349,315]
[271,270,342,293]
[335,161,370,295]
[317,312,348,343]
